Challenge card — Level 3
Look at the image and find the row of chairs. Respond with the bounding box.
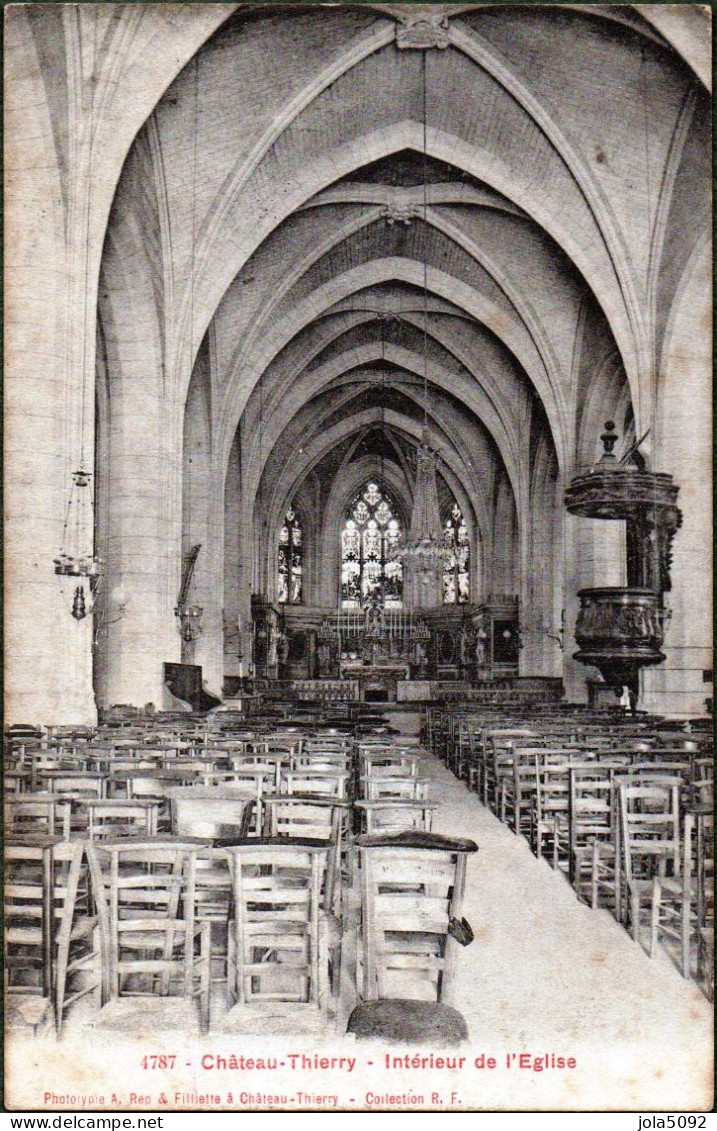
[6,718,482,1040]
[430,705,713,999]
[6,826,479,1039]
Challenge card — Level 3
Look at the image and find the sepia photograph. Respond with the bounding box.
[3,0,713,1114]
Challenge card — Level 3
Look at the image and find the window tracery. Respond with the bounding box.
[340,482,403,608]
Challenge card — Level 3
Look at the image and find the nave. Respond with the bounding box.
[4,702,713,1112]
[5,5,712,1113]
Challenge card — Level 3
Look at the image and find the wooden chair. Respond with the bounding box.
[292,752,353,775]
[619,778,682,949]
[86,839,210,1032]
[355,830,478,1006]
[649,810,695,977]
[483,730,539,809]
[224,840,334,1013]
[650,803,713,989]
[568,764,621,902]
[690,758,714,807]
[532,754,574,871]
[261,794,348,964]
[38,771,106,798]
[694,807,714,999]
[5,837,99,1035]
[502,747,544,836]
[359,751,420,781]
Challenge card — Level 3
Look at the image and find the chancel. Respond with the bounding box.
[3,2,712,1109]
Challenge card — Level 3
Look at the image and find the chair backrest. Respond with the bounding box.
[534,753,575,822]
[86,838,209,1030]
[356,830,478,1006]
[359,754,419,781]
[567,763,628,852]
[5,837,91,1018]
[165,787,255,841]
[86,799,159,840]
[40,772,105,798]
[293,748,352,766]
[115,769,202,798]
[5,836,62,1000]
[206,766,272,793]
[262,795,342,842]
[280,770,350,799]
[4,795,66,838]
[261,794,345,912]
[224,841,330,1006]
[305,739,353,755]
[690,757,714,806]
[356,799,438,835]
[618,780,681,880]
[361,776,430,801]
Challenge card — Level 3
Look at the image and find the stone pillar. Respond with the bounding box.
[223,435,243,681]
[5,11,97,724]
[101,358,183,709]
[643,242,712,716]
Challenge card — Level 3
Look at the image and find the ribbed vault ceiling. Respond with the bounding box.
[98,2,710,550]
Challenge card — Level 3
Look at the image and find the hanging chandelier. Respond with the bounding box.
[54,468,102,621]
[394,427,448,579]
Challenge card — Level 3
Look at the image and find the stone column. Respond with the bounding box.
[643,242,712,716]
[5,11,97,724]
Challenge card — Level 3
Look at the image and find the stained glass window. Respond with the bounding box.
[442,503,470,604]
[278,506,302,604]
[340,483,403,608]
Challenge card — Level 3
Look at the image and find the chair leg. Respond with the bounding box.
[650,877,660,957]
[55,847,83,1036]
[681,893,692,979]
[591,843,600,909]
[226,927,237,1008]
[199,922,211,1034]
[630,889,641,944]
[54,934,70,1037]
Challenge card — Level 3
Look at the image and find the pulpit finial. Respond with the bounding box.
[598,420,619,465]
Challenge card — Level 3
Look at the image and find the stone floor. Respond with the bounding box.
[4,745,713,1112]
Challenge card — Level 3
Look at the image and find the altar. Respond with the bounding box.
[339,660,410,702]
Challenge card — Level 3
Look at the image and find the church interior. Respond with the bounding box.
[4,2,713,1111]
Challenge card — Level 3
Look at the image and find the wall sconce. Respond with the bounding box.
[92,586,128,649]
[175,604,203,643]
[544,609,566,651]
